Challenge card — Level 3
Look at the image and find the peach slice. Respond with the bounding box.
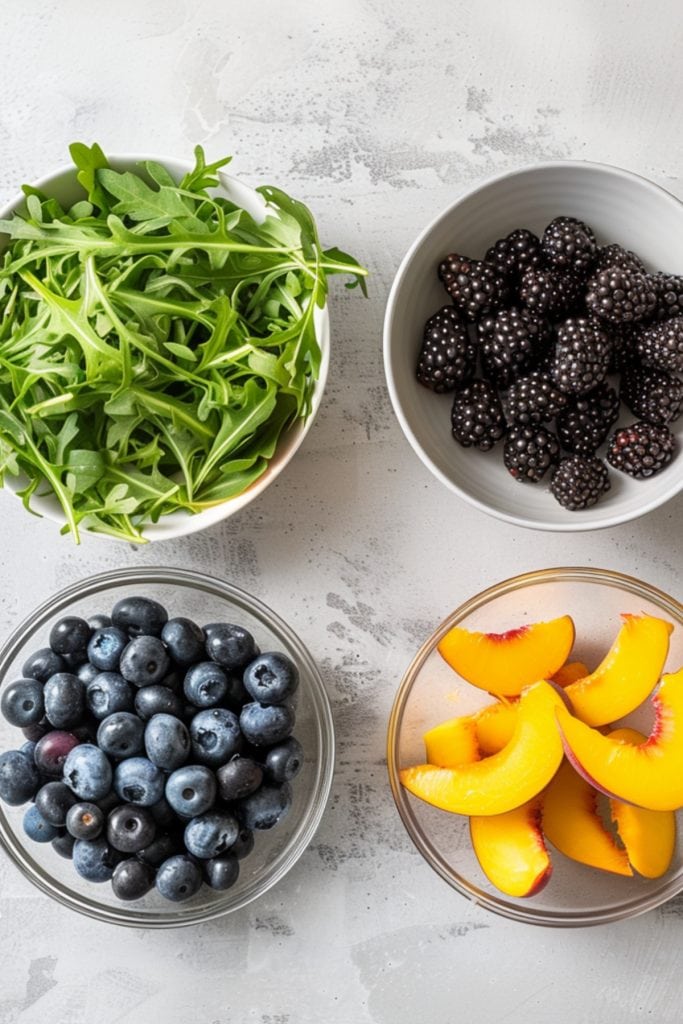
[542,759,632,876]
[556,668,683,811]
[473,701,518,755]
[400,681,565,816]
[437,616,575,697]
[552,661,590,687]
[608,727,676,879]
[563,614,672,726]
[470,799,552,897]
[424,716,479,768]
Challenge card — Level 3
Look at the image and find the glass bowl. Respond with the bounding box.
[0,567,334,928]
[387,567,683,927]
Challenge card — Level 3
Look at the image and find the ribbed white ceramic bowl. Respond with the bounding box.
[383,162,683,531]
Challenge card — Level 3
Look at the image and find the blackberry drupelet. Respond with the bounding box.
[503,372,568,425]
[652,273,683,320]
[609,324,642,374]
[438,253,509,321]
[594,244,645,275]
[478,307,551,388]
[416,306,476,392]
[485,229,541,280]
[550,317,612,394]
[541,216,597,277]
[519,266,584,318]
[606,422,676,478]
[585,267,657,324]
[557,383,620,454]
[550,456,611,510]
[450,379,506,451]
[635,316,683,374]
[503,426,560,482]
[620,367,682,425]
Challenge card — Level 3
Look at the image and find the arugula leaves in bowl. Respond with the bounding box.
[0,144,366,543]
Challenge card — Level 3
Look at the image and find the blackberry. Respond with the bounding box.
[485,229,541,280]
[416,306,476,392]
[503,372,568,426]
[594,244,645,275]
[556,383,620,454]
[606,422,676,478]
[519,266,583,318]
[438,253,509,321]
[478,308,551,388]
[620,367,682,426]
[635,316,683,374]
[550,456,611,510]
[585,267,657,324]
[541,216,597,277]
[450,379,506,451]
[609,324,642,374]
[503,426,560,482]
[652,273,683,320]
[549,316,612,394]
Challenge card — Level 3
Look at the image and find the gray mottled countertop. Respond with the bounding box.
[1,1,682,1021]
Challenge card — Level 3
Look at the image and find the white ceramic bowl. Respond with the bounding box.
[0,156,330,542]
[383,161,683,531]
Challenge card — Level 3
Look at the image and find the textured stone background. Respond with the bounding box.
[0,1,682,1021]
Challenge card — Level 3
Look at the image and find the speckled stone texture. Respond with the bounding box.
[0,1,682,1022]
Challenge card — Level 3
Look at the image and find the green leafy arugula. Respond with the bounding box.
[0,143,367,542]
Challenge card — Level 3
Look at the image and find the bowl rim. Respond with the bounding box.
[386,565,683,927]
[0,565,336,928]
[0,153,330,543]
[382,158,683,533]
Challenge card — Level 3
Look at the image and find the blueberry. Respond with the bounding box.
[203,853,240,891]
[97,712,145,759]
[34,781,77,826]
[239,702,295,747]
[134,685,184,721]
[189,708,242,768]
[231,827,255,860]
[184,811,239,859]
[87,627,128,672]
[144,714,191,771]
[72,716,100,744]
[22,648,66,683]
[160,670,183,694]
[113,757,164,806]
[112,596,168,638]
[22,721,48,743]
[77,662,100,686]
[87,613,112,631]
[165,764,216,817]
[119,636,170,687]
[43,673,85,729]
[236,782,292,830]
[63,744,112,800]
[137,832,179,866]
[155,854,202,902]
[96,789,121,815]
[1,678,45,727]
[161,618,205,666]
[52,832,76,859]
[49,616,92,661]
[0,749,40,804]
[34,731,80,777]
[243,652,299,705]
[85,672,134,720]
[183,662,229,709]
[20,740,37,760]
[216,756,263,801]
[72,837,118,882]
[264,737,304,783]
[23,804,61,842]
[111,858,154,900]
[107,803,156,853]
[66,801,105,839]
[204,622,258,671]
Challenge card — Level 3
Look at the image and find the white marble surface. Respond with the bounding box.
[0,1,682,1021]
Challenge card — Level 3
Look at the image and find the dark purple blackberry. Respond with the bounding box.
[519,266,584,318]
[541,216,597,277]
[585,267,657,324]
[477,308,551,388]
[609,324,642,374]
[549,316,612,394]
[485,229,541,280]
[556,383,620,455]
[450,379,506,451]
[438,253,509,321]
[620,367,682,426]
[606,422,676,478]
[550,456,611,510]
[635,316,683,374]
[652,273,683,320]
[416,306,475,392]
[594,244,645,275]
[503,426,560,482]
[503,372,568,425]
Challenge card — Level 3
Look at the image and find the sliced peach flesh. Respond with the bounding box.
[400,681,565,816]
[470,799,552,898]
[542,759,632,876]
[564,614,672,726]
[474,701,518,755]
[552,661,590,687]
[557,668,683,811]
[437,616,575,697]
[424,716,479,768]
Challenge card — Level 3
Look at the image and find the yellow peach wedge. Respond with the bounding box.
[423,715,479,768]
[470,799,552,898]
[552,661,590,687]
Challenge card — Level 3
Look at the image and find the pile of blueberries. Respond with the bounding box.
[0,595,303,903]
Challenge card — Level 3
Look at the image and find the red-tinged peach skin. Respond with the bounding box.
[556,668,683,811]
[424,716,480,767]
[470,799,552,898]
[563,614,672,726]
[437,616,575,697]
[552,661,590,687]
[400,681,565,816]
